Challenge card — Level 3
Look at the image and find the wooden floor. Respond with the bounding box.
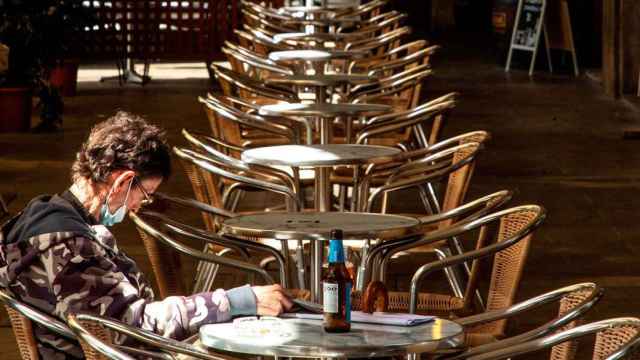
[1,32,640,358]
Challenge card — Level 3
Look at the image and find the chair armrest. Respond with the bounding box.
[154,192,235,219]
[68,313,240,360]
[0,290,76,339]
[446,318,640,360]
[408,206,545,313]
[130,212,276,285]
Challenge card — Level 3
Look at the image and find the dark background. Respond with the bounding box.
[392,0,602,69]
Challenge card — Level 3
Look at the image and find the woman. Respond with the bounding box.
[0,112,292,359]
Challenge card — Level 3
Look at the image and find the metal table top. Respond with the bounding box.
[279,5,356,13]
[265,73,373,87]
[198,317,464,358]
[269,49,368,62]
[242,144,399,167]
[258,102,391,117]
[273,32,366,43]
[283,16,364,26]
[222,211,421,241]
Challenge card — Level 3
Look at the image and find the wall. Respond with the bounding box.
[621,0,640,93]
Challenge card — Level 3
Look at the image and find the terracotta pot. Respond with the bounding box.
[0,87,32,133]
[50,60,79,97]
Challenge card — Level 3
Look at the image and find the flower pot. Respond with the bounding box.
[0,87,32,133]
[50,60,79,97]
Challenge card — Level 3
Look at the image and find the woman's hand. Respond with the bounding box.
[252,284,294,316]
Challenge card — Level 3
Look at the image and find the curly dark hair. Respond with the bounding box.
[71,112,171,184]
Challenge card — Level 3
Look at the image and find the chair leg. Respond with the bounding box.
[446,236,486,311]
[418,184,438,215]
[295,240,307,290]
[355,240,371,292]
[338,185,348,212]
[229,189,244,212]
[434,247,465,299]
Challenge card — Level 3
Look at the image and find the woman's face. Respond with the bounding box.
[105,170,162,214]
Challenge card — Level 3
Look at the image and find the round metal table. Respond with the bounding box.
[283,16,365,27]
[222,211,420,303]
[265,73,373,87]
[242,144,399,167]
[263,77,379,138]
[259,102,390,146]
[222,211,419,241]
[242,143,397,213]
[273,32,367,44]
[259,102,390,118]
[269,49,368,62]
[197,318,464,358]
[279,5,356,13]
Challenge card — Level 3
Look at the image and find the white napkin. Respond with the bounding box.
[281,311,435,326]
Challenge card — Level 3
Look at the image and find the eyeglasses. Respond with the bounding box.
[133,177,153,206]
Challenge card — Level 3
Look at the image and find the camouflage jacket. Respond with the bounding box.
[0,191,256,359]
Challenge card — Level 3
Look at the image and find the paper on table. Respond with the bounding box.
[281,311,435,326]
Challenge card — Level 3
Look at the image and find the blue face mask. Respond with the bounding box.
[100,178,133,227]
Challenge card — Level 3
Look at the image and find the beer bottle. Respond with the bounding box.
[323,229,352,333]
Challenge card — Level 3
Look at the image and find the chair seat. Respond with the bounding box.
[363,96,411,112]
[464,332,499,347]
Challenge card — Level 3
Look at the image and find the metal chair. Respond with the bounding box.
[349,92,456,147]
[350,42,439,79]
[337,7,403,34]
[222,44,294,80]
[130,199,287,294]
[67,312,241,360]
[358,136,486,214]
[234,28,288,56]
[351,189,512,288]
[344,26,412,55]
[330,98,460,211]
[455,282,604,357]
[350,64,433,112]
[241,9,298,35]
[0,289,168,360]
[355,130,489,309]
[364,205,546,339]
[445,317,640,360]
[172,145,303,265]
[211,64,299,104]
[182,125,314,209]
[199,94,311,149]
[174,146,301,213]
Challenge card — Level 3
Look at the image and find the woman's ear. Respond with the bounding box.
[111,170,136,191]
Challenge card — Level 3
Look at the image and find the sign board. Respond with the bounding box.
[506,0,579,76]
[505,0,548,75]
[513,0,544,49]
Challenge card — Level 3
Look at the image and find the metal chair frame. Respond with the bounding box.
[67,312,241,360]
[447,317,640,360]
[454,282,604,359]
[0,289,170,360]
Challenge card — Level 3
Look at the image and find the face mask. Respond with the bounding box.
[100,178,133,227]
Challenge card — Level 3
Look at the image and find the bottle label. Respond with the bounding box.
[345,282,352,323]
[323,282,339,313]
[328,239,345,263]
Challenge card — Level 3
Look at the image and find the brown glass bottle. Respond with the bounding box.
[323,229,353,333]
